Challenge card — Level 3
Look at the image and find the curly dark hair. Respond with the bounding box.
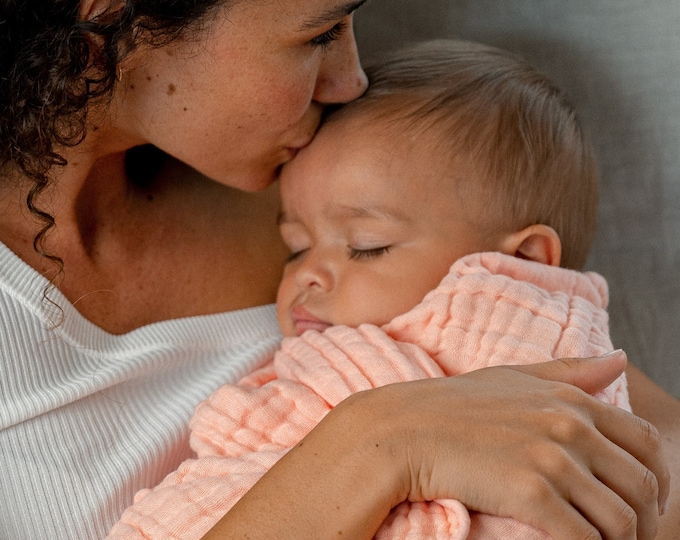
[0,0,227,270]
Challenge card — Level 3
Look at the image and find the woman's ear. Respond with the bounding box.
[499,224,562,267]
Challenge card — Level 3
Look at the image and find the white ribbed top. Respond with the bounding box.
[0,242,282,539]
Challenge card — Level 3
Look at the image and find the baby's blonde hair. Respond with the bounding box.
[330,40,598,270]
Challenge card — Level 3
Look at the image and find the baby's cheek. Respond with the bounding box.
[345,292,408,328]
[275,283,295,336]
[370,289,426,326]
[277,314,297,338]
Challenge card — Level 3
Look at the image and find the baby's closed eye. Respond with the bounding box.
[348,245,392,260]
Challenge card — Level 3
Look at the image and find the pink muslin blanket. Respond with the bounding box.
[108,252,629,539]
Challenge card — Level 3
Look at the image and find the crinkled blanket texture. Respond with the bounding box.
[108,252,629,539]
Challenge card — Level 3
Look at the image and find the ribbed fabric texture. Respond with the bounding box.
[0,241,282,539]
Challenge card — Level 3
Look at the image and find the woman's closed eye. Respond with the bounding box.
[349,246,391,260]
[309,21,347,49]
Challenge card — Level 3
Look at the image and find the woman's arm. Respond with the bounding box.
[627,363,680,538]
[204,353,667,540]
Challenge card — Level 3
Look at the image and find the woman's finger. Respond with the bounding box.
[589,406,666,539]
[513,350,628,396]
[513,351,670,518]
[427,361,664,539]
[488,396,638,539]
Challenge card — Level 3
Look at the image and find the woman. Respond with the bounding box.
[0,1,675,539]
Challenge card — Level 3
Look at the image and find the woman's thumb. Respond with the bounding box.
[517,350,627,395]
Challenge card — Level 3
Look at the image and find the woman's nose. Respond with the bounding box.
[313,16,368,104]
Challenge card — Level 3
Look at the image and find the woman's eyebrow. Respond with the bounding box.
[299,0,368,31]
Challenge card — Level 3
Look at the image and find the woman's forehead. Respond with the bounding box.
[244,0,367,27]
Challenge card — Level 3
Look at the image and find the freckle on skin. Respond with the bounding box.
[146,76,152,81]
[167,83,176,96]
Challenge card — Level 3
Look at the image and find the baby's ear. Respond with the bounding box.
[499,224,562,267]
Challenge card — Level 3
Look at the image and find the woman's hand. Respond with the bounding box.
[380,350,668,540]
[205,351,668,540]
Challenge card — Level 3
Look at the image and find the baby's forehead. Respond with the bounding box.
[322,99,407,134]
[321,99,461,161]
[316,107,387,142]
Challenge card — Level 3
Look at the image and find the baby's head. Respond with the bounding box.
[277,39,599,337]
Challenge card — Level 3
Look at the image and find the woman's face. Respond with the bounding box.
[117,0,368,190]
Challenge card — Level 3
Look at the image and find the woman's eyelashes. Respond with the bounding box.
[308,21,347,49]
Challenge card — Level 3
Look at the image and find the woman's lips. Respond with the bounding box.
[290,305,332,336]
[285,147,300,160]
[286,135,314,159]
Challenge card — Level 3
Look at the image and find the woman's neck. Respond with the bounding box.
[0,151,288,334]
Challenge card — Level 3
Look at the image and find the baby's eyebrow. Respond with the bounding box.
[334,204,410,222]
[276,210,289,226]
[277,210,307,227]
[277,203,410,227]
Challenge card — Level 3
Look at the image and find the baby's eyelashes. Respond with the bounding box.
[348,245,392,260]
[285,249,308,263]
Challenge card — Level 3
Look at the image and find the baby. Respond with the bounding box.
[109,40,628,540]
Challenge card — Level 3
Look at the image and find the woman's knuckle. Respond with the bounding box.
[580,528,603,540]
[639,465,660,503]
[547,409,586,442]
[513,469,550,504]
[613,502,638,536]
[638,417,661,452]
[525,437,576,481]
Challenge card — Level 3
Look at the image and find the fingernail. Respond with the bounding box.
[599,349,624,359]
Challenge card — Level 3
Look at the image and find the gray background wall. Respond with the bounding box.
[355,1,680,398]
